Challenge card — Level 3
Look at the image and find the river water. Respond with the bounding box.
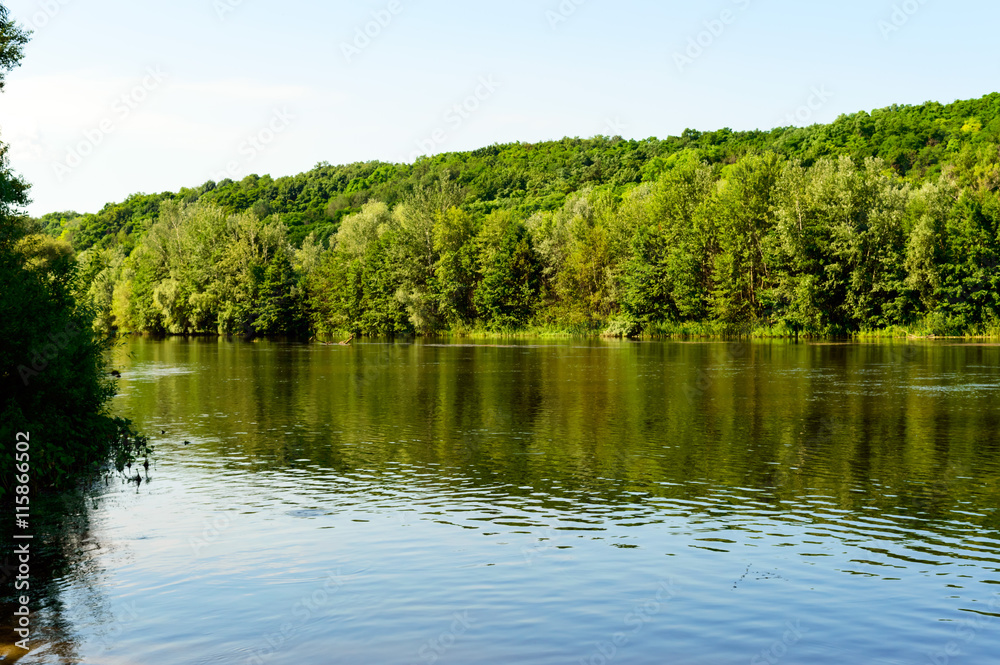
[6,338,1000,664]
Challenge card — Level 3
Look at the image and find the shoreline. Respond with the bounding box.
[111,327,1000,343]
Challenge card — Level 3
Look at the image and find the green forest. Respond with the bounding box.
[35,92,1000,338]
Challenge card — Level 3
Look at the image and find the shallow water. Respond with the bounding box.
[6,338,1000,664]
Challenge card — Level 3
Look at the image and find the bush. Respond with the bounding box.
[602,316,642,338]
[0,225,150,495]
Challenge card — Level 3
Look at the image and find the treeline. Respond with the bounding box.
[44,93,1000,253]
[43,92,1000,337]
[68,151,1000,338]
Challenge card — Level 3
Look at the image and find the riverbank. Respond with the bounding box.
[112,314,1000,343]
[306,319,1000,342]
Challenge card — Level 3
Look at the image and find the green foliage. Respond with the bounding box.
[27,91,1000,339]
[0,5,29,94]
[620,159,716,325]
[431,207,478,327]
[49,93,1000,258]
[767,157,910,333]
[306,201,412,336]
[255,247,308,337]
[711,153,783,322]
[0,219,150,494]
[0,3,150,492]
[474,211,541,331]
[104,202,289,336]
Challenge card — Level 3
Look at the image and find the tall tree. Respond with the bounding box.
[710,153,783,323]
[431,206,477,326]
[621,158,716,325]
[473,211,541,331]
[255,247,308,337]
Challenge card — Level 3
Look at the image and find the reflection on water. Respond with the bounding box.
[5,338,1000,663]
[0,490,118,664]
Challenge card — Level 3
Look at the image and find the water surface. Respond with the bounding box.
[6,338,1000,664]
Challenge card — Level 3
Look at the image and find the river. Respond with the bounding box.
[6,338,1000,664]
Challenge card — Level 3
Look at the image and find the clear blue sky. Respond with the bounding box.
[3,0,998,216]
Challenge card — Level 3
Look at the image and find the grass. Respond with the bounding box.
[214,316,1000,343]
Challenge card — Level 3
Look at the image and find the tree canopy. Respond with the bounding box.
[36,92,1000,338]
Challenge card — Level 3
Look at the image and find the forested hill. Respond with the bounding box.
[41,93,1000,252]
[33,92,1000,338]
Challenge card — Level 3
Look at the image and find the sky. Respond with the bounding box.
[2,0,998,217]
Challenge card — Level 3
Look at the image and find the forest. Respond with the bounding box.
[34,92,1000,338]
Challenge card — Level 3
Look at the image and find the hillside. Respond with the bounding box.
[40,93,1000,252]
[32,92,1000,338]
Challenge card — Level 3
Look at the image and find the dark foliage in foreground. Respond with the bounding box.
[0,5,150,496]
